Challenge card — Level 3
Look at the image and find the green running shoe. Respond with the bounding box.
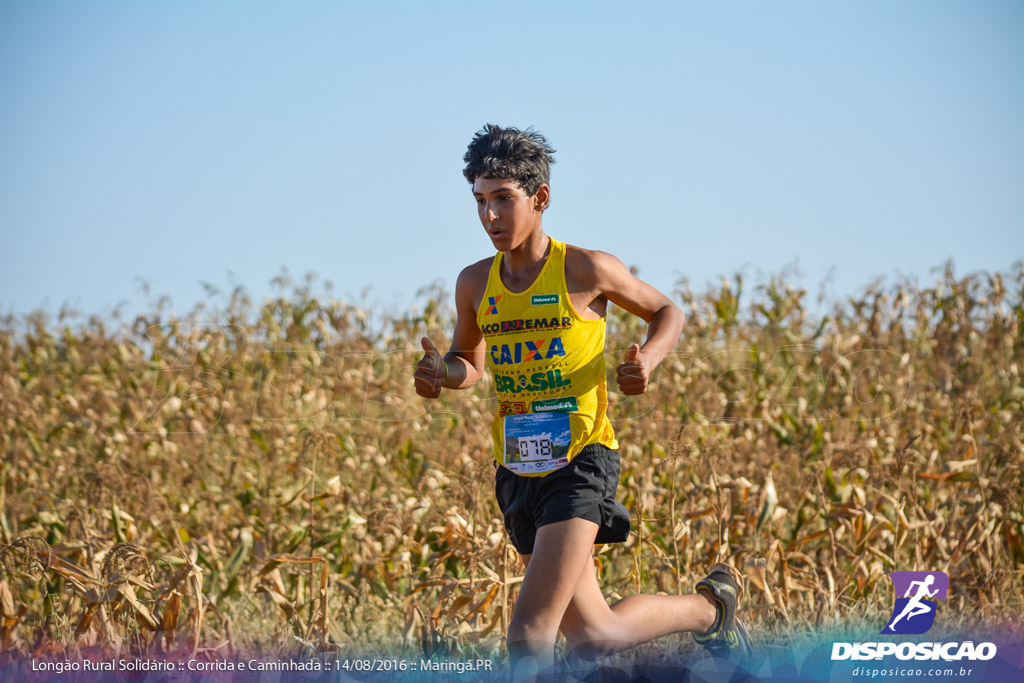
[692,563,752,666]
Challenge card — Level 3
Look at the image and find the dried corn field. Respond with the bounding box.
[1,263,1022,666]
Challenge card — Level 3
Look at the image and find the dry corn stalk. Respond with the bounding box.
[258,554,329,647]
[169,534,205,656]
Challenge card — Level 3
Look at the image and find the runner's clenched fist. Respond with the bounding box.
[616,343,650,395]
[415,337,447,398]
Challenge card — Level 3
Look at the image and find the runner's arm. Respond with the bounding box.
[443,265,487,388]
[594,251,685,370]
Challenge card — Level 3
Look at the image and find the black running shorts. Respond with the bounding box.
[494,443,631,555]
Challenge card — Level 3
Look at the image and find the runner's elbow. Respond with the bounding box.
[459,361,485,387]
[663,301,685,329]
[443,354,485,388]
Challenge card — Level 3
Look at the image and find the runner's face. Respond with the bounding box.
[472,177,545,250]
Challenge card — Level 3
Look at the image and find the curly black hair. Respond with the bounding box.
[462,124,556,197]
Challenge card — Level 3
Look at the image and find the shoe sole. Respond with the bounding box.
[707,562,745,603]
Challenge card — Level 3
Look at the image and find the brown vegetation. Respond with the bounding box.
[1,263,1022,665]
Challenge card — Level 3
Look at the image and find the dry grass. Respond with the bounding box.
[1,262,1022,665]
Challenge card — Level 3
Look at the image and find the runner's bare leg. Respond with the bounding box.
[510,518,717,680]
[508,518,600,681]
[556,551,717,659]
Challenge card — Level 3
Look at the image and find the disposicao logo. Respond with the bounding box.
[831,570,997,663]
[882,571,948,635]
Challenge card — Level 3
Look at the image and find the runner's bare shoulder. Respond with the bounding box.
[564,244,623,281]
[565,243,628,292]
[456,258,493,313]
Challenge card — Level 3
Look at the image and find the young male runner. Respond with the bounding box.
[414,125,751,678]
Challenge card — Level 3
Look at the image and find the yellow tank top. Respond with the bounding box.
[477,238,618,476]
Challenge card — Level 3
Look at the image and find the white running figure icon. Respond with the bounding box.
[888,574,939,631]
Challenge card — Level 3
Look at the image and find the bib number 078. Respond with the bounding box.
[518,436,552,460]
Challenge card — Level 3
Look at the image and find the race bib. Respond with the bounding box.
[502,412,572,475]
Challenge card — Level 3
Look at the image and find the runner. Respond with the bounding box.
[414,124,751,680]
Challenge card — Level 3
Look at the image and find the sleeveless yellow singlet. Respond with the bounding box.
[476,238,618,476]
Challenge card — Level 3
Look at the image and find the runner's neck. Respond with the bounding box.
[501,233,551,291]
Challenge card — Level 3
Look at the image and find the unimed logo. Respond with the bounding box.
[831,570,997,663]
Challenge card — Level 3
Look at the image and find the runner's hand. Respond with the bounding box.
[415,337,447,398]
[616,343,650,395]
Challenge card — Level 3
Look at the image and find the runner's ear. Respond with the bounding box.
[533,184,550,212]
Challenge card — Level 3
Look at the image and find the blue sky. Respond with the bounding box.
[2,1,1022,324]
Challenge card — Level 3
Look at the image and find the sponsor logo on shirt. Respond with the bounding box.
[490,337,566,365]
[499,397,578,415]
[481,317,572,336]
[498,401,528,416]
[531,396,578,413]
[493,370,572,394]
